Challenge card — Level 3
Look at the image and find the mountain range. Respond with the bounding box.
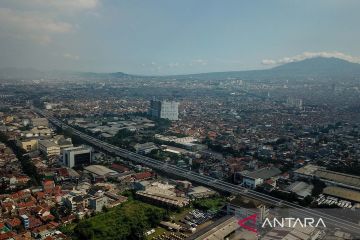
[1,57,360,82]
[175,57,360,81]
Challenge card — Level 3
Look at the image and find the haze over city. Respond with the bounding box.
[1,1,360,240]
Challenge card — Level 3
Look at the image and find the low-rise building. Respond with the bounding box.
[192,216,241,240]
[134,142,158,154]
[226,196,269,224]
[21,127,52,138]
[261,225,325,240]
[63,195,87,212]
[323,186,360,203]
[52,135,73,149]
[84,165,118,179]
[16,138,38,152]
[38,140,60,156]
[31,118,49,127]
[294,164,360,191]
[89,196,108,212]
[42,180,55,192]
[188,186,217,199]
[286,181,314,199]
[236,167,281,189]
[293,164,323,180]
[136,182,189,208]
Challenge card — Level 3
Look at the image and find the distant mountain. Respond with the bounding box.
[0,68,134,81]
[0,67,44,80]
[72,71,132,79]
[271,57,360,76]
[1,57,360,82]
[177,57,360,81]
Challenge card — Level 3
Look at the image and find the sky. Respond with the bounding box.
[0,0,360,75]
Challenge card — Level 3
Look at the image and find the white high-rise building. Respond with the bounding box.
[149,100,179,120]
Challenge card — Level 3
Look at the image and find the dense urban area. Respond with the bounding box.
[1,57,360,240]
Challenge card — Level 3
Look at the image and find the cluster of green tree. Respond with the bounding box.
[146,149,181,162]
[19,125,31,131]
[69,201,167,240]
[50,207,61,221]
[108,129,136,150]
[268,190,297,202]
[192,197,225,211]
[311,179,326,196]
[0,132,42,185]
[61,128,89,146]
[121,189,136,200]
[327,162,360,177]
[115,129,136,139]
[148,118,171,133]
[0,132,8,145]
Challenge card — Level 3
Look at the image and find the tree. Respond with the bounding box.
[312,179,326,196]
[75,222,94,240]
[102,205,108,212]
[300,195,313,206]
[50,207,60,221]
[115,129,135,139]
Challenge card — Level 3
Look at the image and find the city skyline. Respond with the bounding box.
[1,1,360,240]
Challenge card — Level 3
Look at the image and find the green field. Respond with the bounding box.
[192,197,225,211]
[59,194,225,240]
[62,200,167,240]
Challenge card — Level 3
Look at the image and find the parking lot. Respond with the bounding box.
[147,208,217,240]
[316,194,354,208]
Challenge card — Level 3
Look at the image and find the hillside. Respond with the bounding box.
[177,57,360,81]
[1,57,360,82]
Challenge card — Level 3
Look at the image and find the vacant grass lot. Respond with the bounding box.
[63,200,167,240]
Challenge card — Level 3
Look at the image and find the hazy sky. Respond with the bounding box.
[0,0,360,75]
